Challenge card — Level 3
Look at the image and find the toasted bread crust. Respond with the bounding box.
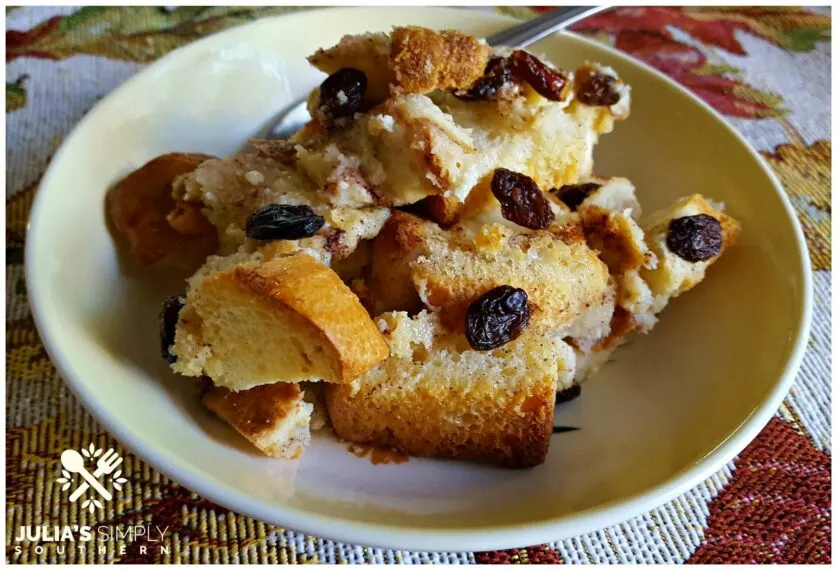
[106,153,216,267]
[411,195,462,226]
[367,211,425,314]
[309,27,489,101]
[173,253,390,389]
[203,382,298,438]
[236,254,390,382]
[581,205,650,272]
[389,27,489,95]
[325,311,570,468]
[718,211,741,253]
[203,382,310,459]
[325,372,555,468]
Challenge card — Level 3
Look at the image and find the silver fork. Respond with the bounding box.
[68,448,124,503]
[265,6,605,139]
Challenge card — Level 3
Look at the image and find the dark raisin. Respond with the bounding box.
[319,67,367,123]
[666,214,723,262]
[550,182,602,211]
[491,168,555,230]
[160,294,185,364]
[245,204,325,241]
[466,285,531,351]
[577,74,621,106]
[198,375,214,396]
[555,384,582,404]
[508,50,569,101]
[456,57,513,101]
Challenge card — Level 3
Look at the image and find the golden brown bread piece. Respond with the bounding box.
[407,174,497,227]
[171,253,390,390]
[366,211,613,338]
[325,311,575,468]
[366,211,426,315]
[406,195,463,227]
[106,153,217,267]
[568,188,741,385]
[389,26,490,95]
[640,194,741,314]
[307,27,489,104]
[203,382,313,459]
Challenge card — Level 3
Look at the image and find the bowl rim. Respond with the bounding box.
[24,6,813,552]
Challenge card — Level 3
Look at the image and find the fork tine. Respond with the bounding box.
[110,456,123,469]
[101,448,114,461]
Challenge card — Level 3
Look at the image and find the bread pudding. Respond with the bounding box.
[106,26,740,466]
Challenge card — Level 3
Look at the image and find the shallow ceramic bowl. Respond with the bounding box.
[26,7,811,551]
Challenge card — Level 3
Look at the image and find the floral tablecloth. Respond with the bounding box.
[6,6,831,564]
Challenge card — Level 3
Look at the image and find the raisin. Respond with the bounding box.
[485,56,510,76]
[666,214,723,262]
[550,182,601,211]
[491,168,555,230]
[456,57,513,101]
[319,67,367,123]
[466,285,531,351]
[555,384,582,404]
[160,294,185,364]
[508,50,569,101]
[245,204,325,241]
[577,74,621,106]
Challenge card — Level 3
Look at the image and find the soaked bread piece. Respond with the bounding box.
[641,194,741,313]
[172,149,390,257]
[366,211,613,341]
[171,253,389,391]
[325,311,575,468]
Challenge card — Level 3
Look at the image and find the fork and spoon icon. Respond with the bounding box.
[60,448,123,502]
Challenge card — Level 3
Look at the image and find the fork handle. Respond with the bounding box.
[486,6,607,48]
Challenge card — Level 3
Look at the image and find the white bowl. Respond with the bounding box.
[26,7,812,552]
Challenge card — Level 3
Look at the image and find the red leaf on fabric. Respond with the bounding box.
[688,418,831,564]
[572,7,749,55]
[569,11,787,119]
[614,30,706,72]
[6,16,62,62]
[476,545,563,564]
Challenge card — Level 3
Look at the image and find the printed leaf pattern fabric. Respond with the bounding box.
[687,418,831,564]
[762,141,832,271]
[5,5,831,564]
[6,76,27,112]
[7,6,309,64]
[512,6,830,119]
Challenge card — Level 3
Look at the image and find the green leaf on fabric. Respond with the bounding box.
[785,27,830,52]
[57,6,108,32]
[6,80,27,112]
[8,6,312,64]
[692,63,741,76]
